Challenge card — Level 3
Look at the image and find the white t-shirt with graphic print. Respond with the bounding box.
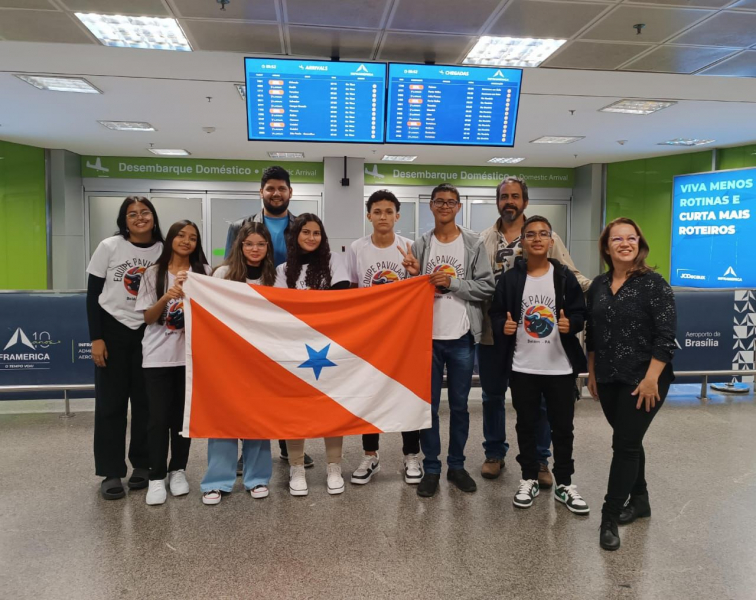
[424,234,470,340]
[274,253,350,290]
[512,263,572,375]
[347,234,411,288]
[87,235,163,330]
[136,264,212,368]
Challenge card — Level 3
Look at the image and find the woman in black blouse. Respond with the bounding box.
[586,217,676,551]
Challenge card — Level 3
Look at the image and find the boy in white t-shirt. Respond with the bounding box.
[345,190,422,486]
[490,216,590,514]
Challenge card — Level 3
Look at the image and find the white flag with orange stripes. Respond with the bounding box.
[181,272,434,439]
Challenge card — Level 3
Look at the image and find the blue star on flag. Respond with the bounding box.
[297,343,337,380]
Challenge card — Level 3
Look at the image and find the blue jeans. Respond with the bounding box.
[421,333,475,474]
[201,439,272,492]
[478,343,510,460]
[537,397,552,465]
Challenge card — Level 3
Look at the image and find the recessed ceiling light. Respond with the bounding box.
[99,121,156,131]
[75,13,192,51]
[235,83,246,100]
[530,136,584,144]
[658,138,715,147]
[148,148,190,156]
[268,152,305,159]
[15,74,102,94]
[488,157,525,164]
[464,36,566,68]
[600,100,677,115]
[382,155,417,162]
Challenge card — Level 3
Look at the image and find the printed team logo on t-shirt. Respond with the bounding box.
[371,269,401,286]
[523,305,555,339]
[431,264,459,295]
[165,299,185,331]
[123,266,147,296]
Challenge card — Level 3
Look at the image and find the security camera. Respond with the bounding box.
[202,127,216,134]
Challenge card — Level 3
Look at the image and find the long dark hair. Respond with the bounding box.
[115,196,164,243]
[599,217,653,278]
[285,213,332,290]
[152,220,208,324]
[217,221,276,286]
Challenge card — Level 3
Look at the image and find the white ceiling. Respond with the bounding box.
[0,0,755,167]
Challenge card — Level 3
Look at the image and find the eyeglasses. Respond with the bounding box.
[609,236,639,245]
[126,210,152,220]
[242,242,268,249]
[523,230,552,240]
[431,199,460,208]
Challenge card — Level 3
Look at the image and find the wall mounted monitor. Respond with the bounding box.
[244,58,386,144]
[671,167,756,288]
[386,63,522,147]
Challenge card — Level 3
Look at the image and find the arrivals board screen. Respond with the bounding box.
[244,58,386,143]
[386,63,522,147]
[670,167,756,289]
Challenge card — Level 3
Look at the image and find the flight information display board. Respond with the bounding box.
[244,58,386,143]
[386,63,522,147]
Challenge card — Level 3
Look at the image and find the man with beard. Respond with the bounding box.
[479,177,591,486]
[224,165,314,470]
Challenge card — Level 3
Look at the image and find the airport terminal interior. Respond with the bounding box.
[1,0,756,598]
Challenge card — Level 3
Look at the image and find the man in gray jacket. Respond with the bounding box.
[399,183,495,498]
[478,176,591,485]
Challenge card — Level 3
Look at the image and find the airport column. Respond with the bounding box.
[322,156,366,254]
[49,149,86,290]
[571,163,603,278]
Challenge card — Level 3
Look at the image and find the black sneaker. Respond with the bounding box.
[447,469,477,493]
[280,452,315,468]
[513,479,539,508]
[417,473,440,497]
[600,517,621,551]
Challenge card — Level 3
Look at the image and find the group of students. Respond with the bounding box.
[87,165,676,552]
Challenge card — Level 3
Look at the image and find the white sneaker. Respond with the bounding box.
[146,480,167,505]
[202,490,222,505]
[249,484,269,499]
[327,463,345,495]
[513,479,540,509]
[403,453,423,484]
[168,470,189,496]
[289,465,308,497]
[350,453,380,485]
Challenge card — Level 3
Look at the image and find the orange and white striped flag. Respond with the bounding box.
[181,273,434,439]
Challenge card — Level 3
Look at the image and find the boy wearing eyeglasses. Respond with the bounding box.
[489,216,589,513]
[399,183,495,498]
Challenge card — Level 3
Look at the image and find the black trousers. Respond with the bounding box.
[510,371,576,486]
[362,431,421,455]
[93,313,150,478]
[598,375,671,518]
[144,366,191,481]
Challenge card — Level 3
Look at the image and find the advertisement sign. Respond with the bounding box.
[0,292,93,399]
[81,156,324,183]
[363,163,573,187]
[671,167,756,288]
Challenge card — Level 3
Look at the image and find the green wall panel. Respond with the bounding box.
[718,144,756,171]
[606,151,712,280]
[0,140,47,290]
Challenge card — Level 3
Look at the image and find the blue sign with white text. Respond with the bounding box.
[386,63,522,147]
[244,58,386,144]
[671,167,756,288]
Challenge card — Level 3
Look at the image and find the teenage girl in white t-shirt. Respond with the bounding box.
[274,214,350,497]
[86,197,164,500]
[200,222,276,505]
[135,220,210,506]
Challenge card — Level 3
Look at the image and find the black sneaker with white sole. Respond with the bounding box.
[513,479,539,508]
[554,484,590,515]
[281,452,315,469]
[350,453,380,484]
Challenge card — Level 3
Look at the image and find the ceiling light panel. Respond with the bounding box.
[15,75,102,94]
[464,36,566,68]
[268,152,305,159]
[99,121,156,131]
[75,13,192,51]
[658,138,715,146]
[148,148,190,156]
[600,100,677,115]
[382,155,418,162]
[488,157,525,164]
[530,136,584,144]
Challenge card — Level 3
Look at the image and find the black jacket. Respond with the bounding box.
[490,258,588,377]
